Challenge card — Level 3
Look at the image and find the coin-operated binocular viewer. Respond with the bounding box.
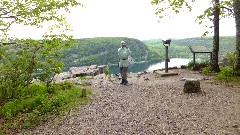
[162,39,171,73]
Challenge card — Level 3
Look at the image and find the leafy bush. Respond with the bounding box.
[105,66,111,79]
[26,84,48,96]
[1,99,19,118]
[51,94,67,108]
[0,38,74,104]
[226,51,237,69]
[215,66,240,81]
[202,66,211,75]
[187,61,195,68]
[0,82,91,134]
[187,60,210,70]
[60,81,73,90]
[199,61,211,67]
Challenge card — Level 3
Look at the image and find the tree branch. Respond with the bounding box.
[0,9,12,16]
[0,20,15,31]
[220,6,233,13]
[1,16,16,19]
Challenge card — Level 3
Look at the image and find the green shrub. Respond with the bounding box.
[47,84,60,94]
[1,100,18,118]
[187,60,210,69]
[27,84,47,96]
[219,66,234,77]
[199,61,210,67]
[226,51,237,69]
[215,66,240,81]
[33,95,47,106]
[202,66,211,75]
[51,94,67,108]
[61,81,73,90]
[105,66,111,79]
[0,82,91,134]
[187,61,195,68]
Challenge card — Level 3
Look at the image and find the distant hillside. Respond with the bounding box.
[172,36,235,53]
[143,36,236,61]
[61,36,236,71]
[61,37,148,70]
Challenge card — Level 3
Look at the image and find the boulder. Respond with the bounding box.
[183,78,201,93]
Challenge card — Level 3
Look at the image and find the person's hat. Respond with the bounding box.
[121,41,126,44]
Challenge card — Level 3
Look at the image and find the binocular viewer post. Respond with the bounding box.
[162,39,171,46]
[162,39,171,73]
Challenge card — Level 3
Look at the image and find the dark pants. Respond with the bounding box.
[120,67,128,80]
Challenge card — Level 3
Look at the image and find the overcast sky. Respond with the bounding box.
[9,0,236,40]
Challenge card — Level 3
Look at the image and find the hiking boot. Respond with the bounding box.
[120,79,124,84]
[124,80,128,85]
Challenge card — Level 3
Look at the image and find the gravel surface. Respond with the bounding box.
[19,69,240,135]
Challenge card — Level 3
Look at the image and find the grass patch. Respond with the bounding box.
[0,81,91,134]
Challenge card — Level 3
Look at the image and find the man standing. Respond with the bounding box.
[118,41,131,85]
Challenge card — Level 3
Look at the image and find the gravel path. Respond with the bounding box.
[20,69,240,135]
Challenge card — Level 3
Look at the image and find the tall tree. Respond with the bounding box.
[233,0,240,70]
[151,0,237,72]
[212,0,221,72]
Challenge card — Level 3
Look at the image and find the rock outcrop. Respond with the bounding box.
[53,65,107,83]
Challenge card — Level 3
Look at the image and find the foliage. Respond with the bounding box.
[151,0,193,18]
[0,82,91,134]
[60,36,236,72]
[215,66,240,81]
[202,66,212,75]
[144,36,235,62]
[0,0,82,104]
[151,0,239,71]
[195,1,234,24]
[169,36,235,54]
[0,38,74,104]
[105,66,111,79]
[0,1,88,134]
[0,0,83,35]
[187,60,211,69]
[226,51,237,70]
[187,61,212,75]
[151,0,234,36]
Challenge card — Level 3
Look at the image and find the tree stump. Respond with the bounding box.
[98,65,106,74]
[183,78,201,93]
[82,88,86,97]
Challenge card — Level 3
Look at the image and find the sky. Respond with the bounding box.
[9,0,236,40]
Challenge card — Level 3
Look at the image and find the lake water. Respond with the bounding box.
[147,58,190,71]
[110,58,190,74]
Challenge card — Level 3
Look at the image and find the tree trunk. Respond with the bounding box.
[211,0,220,72]
[234,0,240,71]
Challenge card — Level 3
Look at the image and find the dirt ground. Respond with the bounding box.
[19,69,240,135]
